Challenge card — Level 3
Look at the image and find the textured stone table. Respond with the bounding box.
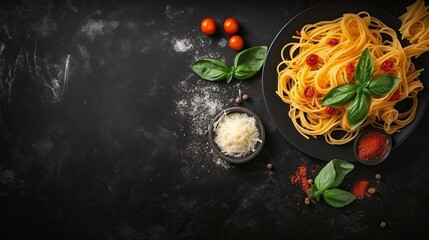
[0,0,428,239]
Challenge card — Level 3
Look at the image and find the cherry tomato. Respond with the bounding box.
[346,62,355,74]
[327,38,339,46]
[304,86,315,98]
[229,35,244,51]
[223,18,239,35]
[381,60,394,71]
[306,54,318,66]
[324,106,337,115]
[201,18,216,35]
[295,30,301,37]
[389,89,400,101]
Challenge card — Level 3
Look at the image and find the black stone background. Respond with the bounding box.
[0,0,428,239]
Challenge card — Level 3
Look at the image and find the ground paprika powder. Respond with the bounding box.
[357,130,390,161]
[351,179,370,199]
[290,166,312,196]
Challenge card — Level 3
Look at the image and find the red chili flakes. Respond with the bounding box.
[381,60,394,71]
[306,54,318,66]
[296,30,301,37]
[389,89,400,101]
[304,86,315,98]
[324,106,337,115]
[327,38,339,46]
[346,62,355,74]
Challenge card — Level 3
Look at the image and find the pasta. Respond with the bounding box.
[276,8,427,145]
[400,0,429,58]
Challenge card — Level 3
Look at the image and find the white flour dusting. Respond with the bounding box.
[170,34,227,61]
[172,38,193,53]
[80,19,119,41]
[165,4,185,20]
[213,152,231,169]
[174,77,234,173]
[175,79,224,135]
[218,38,227,48]
[193,36,226,62]
[165,4,193,20]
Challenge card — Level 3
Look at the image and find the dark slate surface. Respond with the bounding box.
[0,0,428,239]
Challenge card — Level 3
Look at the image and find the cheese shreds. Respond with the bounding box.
[213,113,261,157]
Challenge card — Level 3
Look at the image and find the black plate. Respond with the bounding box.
[262,2,429,161]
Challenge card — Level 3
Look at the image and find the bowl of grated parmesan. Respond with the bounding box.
[208,107,265,164]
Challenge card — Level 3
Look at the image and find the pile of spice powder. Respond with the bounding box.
[351,179,371,199]
[290,166,311,196]
[357,131,389,160]
[290,165,378,202]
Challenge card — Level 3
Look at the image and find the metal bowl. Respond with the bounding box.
[208,107,265,164]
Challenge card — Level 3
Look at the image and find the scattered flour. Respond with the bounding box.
[170,34,226,60]
[175,79,225,135]
[218,38,228,48]
[165,4,185,20]
[165,4,193,20]
[193,36,226,62]
[172,38,193,53]
[174,77,234,174]
[80,19,119,41]
[215,159,231,169]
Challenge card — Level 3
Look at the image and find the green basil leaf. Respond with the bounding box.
[321,84,357,106]
[323,188,356,208]
[226,66,235,83]
[312,191,322,201]
[310,184,322,201]
[234,64,260,79]
[355,48,373,85]
[190,59,229,81]
[309,183,317,197]
[330,159,354,188]
[356,85,363,96]
[233,46,267,80]
[368,75,401,96]
[314,160,336,191]
[363,87,370,95]
[347,91,370,130]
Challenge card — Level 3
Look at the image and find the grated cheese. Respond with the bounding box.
[213,113,261,157]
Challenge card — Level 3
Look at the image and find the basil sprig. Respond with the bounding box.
[309,159,356,208]
[189,59,230,81]
[321,48,401,130]
[190,46,267,83]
